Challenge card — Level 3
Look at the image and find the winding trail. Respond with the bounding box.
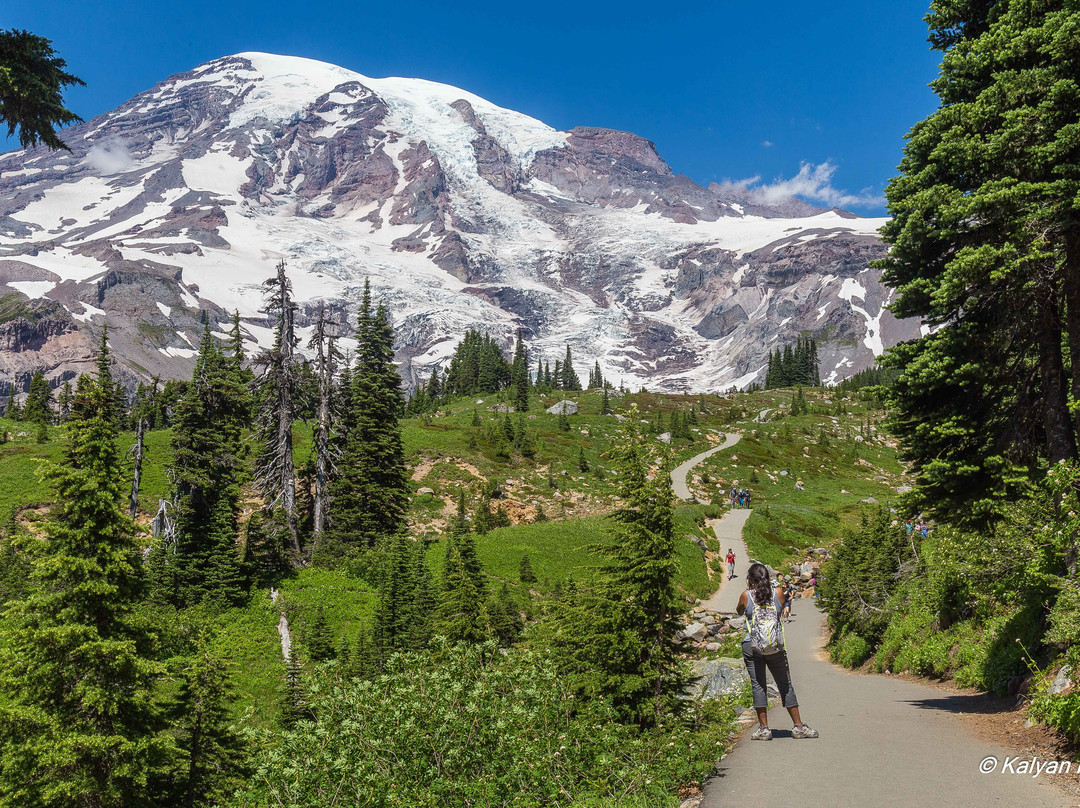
[701,603,1072,807]
[670,432,742,501]
[675,429,1073,807]
[671,430,752,614]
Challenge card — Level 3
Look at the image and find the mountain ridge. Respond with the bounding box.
[0,52,918,393]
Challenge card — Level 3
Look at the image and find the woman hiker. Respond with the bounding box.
[737,562,818,740]
[726,548,736,580]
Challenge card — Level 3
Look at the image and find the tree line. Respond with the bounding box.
[764,336,821,389]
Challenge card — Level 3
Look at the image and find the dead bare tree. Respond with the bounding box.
[307,306,342,558]
[253,259,302,562]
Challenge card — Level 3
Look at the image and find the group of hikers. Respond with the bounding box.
[728,485,752,508]
[904,518,930,538]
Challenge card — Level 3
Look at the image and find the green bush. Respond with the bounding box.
[829,631,873,668]
[235,641,735,807]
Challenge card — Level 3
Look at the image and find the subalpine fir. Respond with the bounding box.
[0,374,170,807]
[328,281,408,550]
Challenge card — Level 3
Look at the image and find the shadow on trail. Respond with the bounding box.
[901,693,1017,716]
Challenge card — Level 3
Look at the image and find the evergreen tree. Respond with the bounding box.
[489,581,524,646]
[436,546,488,644]
[510,328,530,412]
[561,345,582,390]
[22,371,52,424]
[552,359,562,391]
[373,532,417,655]
[280,654,308,728]
[56,380,72,422]
[444,491,486,598]
[328,283,408,550]
[473,488,493,535]
[577,446,589,473]
[2,383,19,420]
[165,320,248,607]
[0,374,169,807]
[601,384,611,415]
[253,261,302,560]
[408,539,435,649]
[878,0,1080,524]
[555,406,689,726]
[306,607,335,662]
[519,552,537,584]
[169,644,247,808]
[0,29,84,151]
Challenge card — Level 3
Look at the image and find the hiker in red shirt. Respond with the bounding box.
[726,549,736,580]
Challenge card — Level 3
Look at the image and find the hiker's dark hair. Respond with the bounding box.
[748,562,772,607]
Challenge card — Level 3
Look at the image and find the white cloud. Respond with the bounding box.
[85,140,133,174]
[720,161,882,209]
[761,140,774,148]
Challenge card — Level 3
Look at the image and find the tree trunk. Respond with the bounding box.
[1063,224,1080,427]
[1038,295,1078,463]
[279,386,300,559]
[312,375,330,546]
[129,417,145,519]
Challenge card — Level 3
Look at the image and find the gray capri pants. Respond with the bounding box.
[741,641,799,709]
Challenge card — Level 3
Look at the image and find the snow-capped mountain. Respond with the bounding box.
[0,52,917,393]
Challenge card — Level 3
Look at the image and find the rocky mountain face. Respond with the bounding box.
[0,52,919,394]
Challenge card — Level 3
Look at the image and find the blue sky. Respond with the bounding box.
[4,1,942,215]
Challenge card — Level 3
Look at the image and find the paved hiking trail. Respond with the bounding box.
[671,428,1072,806]
[670,432,742,501]
[701,602,1073,807]
[697,509,753,614]
[671,431,752,614]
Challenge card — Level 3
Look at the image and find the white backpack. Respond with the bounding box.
[748,593,785,655]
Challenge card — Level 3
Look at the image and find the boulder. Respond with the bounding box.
[802,587,815,598]
[705,642,722,652]
[860,497,879,505]
[657,432,672,444]
[688,657,749,700]
[416,487,435,496]
[680,622,708,642]
[701,615,717,626]
[727,616,746,631]
[546,400,578,415]
[779,470,788,477]
[1049,665,1074,696]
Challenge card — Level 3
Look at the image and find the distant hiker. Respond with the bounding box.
[782,578,797,621]
[905,519,914,534]
[738,562,818,740]
[745,489,752,508]
[920,523,929,538]
[729,486,737,507]
[726,548,736,579]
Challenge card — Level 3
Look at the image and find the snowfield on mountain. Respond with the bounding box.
[0,52,918,391]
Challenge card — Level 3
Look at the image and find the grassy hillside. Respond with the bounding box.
[0,383,904,733]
